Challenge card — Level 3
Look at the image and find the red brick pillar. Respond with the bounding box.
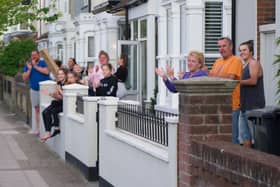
[174,77,238,187]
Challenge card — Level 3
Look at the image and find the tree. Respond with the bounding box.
[0,38,36,76]
[0,0,59,34]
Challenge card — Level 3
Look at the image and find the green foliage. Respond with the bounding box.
[274,37,280,103]
[150,86,158,112]
[0,0,59,34]
[0,38,36,76]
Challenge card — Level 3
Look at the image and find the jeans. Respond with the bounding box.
[232,109,240,144]
[239,110,254,143]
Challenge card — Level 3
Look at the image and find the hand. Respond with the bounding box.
[26,61,32,70]
[201,66,209,73]
[166,65,174,80]
[88,67,94,74]
[31,60,37,66]
[155,67,167,80]
[95,65,99,72]
[93,81,100,88]
[41,88,49,95]
[177,71,184,80]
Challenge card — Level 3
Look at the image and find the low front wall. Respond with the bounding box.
[98,98,178,187]
[64,96,99,181]
[1,74,31,125]
[190,140,280,187]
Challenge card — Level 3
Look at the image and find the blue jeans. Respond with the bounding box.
[239,110,254,142]
[232,109,240,144]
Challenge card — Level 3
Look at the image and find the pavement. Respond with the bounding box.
[0,101,99,187]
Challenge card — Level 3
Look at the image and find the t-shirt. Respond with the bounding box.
[164,70,208,93]
[88,64,104,87]
[96,75,118,97]
[210,56,242,110]
[23,60,50,91]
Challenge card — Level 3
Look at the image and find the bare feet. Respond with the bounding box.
[40,132,51,142]
[34,130,40,136]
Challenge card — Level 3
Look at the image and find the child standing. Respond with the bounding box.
[96,63,118,97]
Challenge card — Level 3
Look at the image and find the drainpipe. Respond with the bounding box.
[88,0,91,12]
[125,7,129,40]
[232,0,236,54]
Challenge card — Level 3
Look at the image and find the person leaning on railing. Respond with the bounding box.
[155,51,208,93]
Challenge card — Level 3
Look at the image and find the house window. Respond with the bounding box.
[82,0,88,7]
[132,20,138,40]
[88,36,95,57]
[130,18,148,100]
[204,1,223,69]
[57,44,64,62]
[140,19,147,39]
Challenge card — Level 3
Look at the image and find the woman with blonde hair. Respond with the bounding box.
[155,51,208,93]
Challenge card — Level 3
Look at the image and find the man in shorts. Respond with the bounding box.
[23,50,50,135]
[209,37,243,144]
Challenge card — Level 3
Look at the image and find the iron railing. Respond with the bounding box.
[116,103,178,146]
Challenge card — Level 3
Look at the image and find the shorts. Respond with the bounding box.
[30,89,40,107]
[239,110,255,142]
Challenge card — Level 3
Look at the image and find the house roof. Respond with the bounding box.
[92,0,147,14]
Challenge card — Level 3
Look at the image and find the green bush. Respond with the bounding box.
[274,37,280,103]
[0,38,36,76]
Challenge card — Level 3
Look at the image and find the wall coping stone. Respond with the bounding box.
[191,140,280,186]
[83,96,101,102]
[63,83,88,90]
[39,80,56,85]
[173,77,238,95]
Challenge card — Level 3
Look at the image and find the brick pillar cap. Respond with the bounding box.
[173,76,238,95]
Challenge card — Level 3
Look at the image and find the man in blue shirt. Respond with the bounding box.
[23,50,50,135]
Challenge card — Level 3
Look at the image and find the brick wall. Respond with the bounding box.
[257,0,275,60]
[178,94,233,187]
[174,77,280,187]
[174,77,237,187]
[190,140,280,187]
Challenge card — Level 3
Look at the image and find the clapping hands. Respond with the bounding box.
[156,65,185,80]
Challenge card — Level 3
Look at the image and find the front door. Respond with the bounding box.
[118,40,142,102]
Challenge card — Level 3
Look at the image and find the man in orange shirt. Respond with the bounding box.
[209,37,242,144]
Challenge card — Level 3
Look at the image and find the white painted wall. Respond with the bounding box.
[39,80,65,159]
[277,0,280,38]
[156,0,232,113]
[260,24,279,105]
[98,98,178,187]
[64,94,99,168]
[235,0,257,55]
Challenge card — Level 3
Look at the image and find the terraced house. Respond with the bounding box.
[4,0,279,110]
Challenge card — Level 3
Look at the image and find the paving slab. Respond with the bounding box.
[0,102,99,187]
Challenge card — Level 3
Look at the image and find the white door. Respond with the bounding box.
[260,29,279,105]
[117,40,141,101]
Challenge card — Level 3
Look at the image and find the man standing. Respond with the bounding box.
[23,50,50,135]
[209,37,242,144]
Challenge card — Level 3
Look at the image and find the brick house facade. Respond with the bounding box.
[257,0,275,60]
